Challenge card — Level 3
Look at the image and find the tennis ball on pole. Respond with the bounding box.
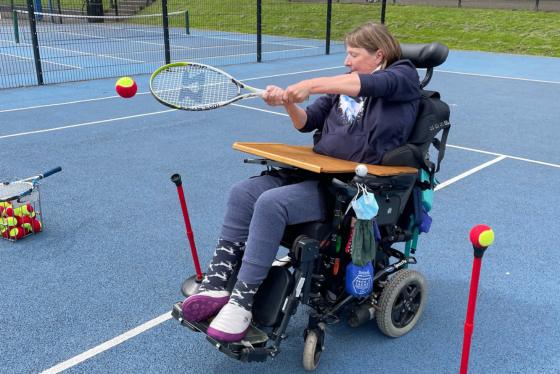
[469,224,495,249]
[115,77,138,98]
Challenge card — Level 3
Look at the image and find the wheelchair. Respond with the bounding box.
[171,42,451,371]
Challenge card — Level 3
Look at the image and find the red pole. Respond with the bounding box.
[460,224,494,374]
[460,257,482,374]
[171,174,203,281]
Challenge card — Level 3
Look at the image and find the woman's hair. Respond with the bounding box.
[345,22,401,67]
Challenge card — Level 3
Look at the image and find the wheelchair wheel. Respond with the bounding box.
[376,269,427,338]
[302,323,325,371]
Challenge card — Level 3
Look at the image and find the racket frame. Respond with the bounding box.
[149,62,264,111]
[0,166,62,202]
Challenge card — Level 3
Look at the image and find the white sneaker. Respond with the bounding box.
[207,302,252,342]
[181,289,230,322]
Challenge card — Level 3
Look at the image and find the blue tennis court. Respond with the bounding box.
[0,49,559,373]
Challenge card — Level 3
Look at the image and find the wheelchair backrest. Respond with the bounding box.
[381,43,451,174]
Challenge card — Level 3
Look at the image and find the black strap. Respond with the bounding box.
[432,124,450,173]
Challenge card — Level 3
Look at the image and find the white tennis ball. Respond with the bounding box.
[355,164,368,177]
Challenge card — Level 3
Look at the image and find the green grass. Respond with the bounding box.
[152,0,560,57]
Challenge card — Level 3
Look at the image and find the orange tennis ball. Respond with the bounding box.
[115,77,137,98]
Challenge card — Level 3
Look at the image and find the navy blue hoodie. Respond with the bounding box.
[299,59,421,164]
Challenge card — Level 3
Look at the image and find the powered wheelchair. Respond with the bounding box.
[171,42,451,371]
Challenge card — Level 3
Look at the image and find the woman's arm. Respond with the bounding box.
[262,85,308,130]
[283,73,361,104]
[284,103,307,130]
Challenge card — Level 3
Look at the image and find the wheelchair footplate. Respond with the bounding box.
[172,302,275,362]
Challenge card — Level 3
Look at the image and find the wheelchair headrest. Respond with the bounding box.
[400,42,449,69]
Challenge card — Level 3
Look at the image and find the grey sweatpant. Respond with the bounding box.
[220,173,326,284]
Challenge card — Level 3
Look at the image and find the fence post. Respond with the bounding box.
[185,10,190,35]
[161,0,171,64]
[535,0,539,10]
[325,0,332,55]
[380,0,387,24]
[458,0,462,8]
[12,10,19,43]
[26,0,43,85]
[257,0,262,62]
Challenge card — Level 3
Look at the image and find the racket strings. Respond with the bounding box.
[151,65,240,109]
[0,182,33,201]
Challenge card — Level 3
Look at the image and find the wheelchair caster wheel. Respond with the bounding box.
[302,323,325,371]
[377,269,427,338]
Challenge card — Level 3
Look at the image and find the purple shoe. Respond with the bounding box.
[181,290,230,322]
[207,302,252,342]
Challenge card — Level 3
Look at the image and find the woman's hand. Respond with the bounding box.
[262,85,285,106]
[283,80,312,104]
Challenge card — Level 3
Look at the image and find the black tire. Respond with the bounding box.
[376,269,427,338]
[302,324,325,371]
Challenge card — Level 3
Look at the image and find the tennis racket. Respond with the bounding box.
[149,62,264,111]
[0,167,62,203]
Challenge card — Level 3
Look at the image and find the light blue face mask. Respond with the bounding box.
[351,188,379,220]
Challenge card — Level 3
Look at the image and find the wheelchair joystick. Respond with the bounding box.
[355,164,368,177]
[460,224,495,374]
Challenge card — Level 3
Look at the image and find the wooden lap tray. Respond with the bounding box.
[233,142,417,177]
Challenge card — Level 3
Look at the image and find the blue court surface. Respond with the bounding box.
[1,49,559,374]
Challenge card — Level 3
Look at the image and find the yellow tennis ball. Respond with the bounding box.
[478,229,495,247]
[0,202,12,208]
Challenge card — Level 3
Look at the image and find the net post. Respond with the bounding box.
[12,10,19,43]
[161,0,171,64]
[115,0,119,16]
[256,0,262,63]
[26,0,43,85]
[185,10,190,35]
[325,0,332,55]
[380,0,387,24]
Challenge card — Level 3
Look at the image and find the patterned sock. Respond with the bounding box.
[199,239,245,292]
[229,279,260,312]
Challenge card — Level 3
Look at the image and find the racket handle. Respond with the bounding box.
[42,166,62,179]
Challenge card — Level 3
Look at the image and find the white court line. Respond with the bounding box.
[436,69,560,85]
[0,51,81,69]
[435,155,507,191]
[8,39,145,63]
[40,312,172,374]
[448,144,560,169]
[0,109,176,140]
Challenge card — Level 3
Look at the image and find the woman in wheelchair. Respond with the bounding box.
[181,22,422,343]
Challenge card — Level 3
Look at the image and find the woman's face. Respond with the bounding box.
[344,46,384,74]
